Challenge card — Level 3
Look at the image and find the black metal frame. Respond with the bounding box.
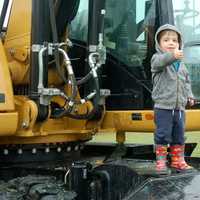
[0,0,9,33]
[30,0,51,121]
[156,0,174,25]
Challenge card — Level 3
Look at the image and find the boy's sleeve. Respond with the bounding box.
[151,52,176,72]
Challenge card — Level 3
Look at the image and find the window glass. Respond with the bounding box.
[184,45,200,99]
[70,0,88,41]
[173,0,200,43]
[173,0,200,99]
[104,0,155,67]
[0,1,4,15]
[70,0,156,68]
[3,0,12,29]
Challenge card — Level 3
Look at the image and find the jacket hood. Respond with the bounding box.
[155,24,183,53]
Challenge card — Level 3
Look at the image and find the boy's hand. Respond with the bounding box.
[173,49,184,60]
[188,97,195,107]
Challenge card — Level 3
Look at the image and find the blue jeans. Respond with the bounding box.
[154,108,185,145]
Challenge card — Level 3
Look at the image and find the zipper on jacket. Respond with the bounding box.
[175,71,179,108]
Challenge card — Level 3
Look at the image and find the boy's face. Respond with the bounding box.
[159,31,179,53]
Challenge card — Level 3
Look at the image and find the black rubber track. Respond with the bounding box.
[0,175,76,200]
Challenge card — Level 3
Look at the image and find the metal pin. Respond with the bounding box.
[18,149,23,154]
[21,122,28,129]
[74,145,79,151]
[4,149,8,155]
[32,148,37,154]
[45,147,50,153]
[67,146,71,152]
[57,147,62,152]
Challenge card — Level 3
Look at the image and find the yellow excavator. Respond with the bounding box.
[0,0,200,199]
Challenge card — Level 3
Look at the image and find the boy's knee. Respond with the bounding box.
[155,133,172,144]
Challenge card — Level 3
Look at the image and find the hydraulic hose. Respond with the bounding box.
[49,0,77,101]
[48,0,105,120]
[48,0,78,115]
[51,53,102,120]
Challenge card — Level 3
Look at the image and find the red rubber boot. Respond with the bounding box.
[155,145,170,175]
[170,145,194,172]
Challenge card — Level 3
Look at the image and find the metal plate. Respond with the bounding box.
[126,172,200,200]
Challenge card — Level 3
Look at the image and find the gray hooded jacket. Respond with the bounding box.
[151,24,194,110]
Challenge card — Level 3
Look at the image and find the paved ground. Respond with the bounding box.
[91,132,200,157]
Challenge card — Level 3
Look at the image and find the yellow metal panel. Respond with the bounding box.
[101,109,200,132]
[4,0,31,48]
[3,0,31,85]
[185,109,200,131]
[9,60,29,84]
[0,112,18,135]
[32,117,93,136]
[0,40,15,111]
[101,110,155,132]
[14,96,38,135]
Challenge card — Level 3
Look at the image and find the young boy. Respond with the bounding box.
[151,24,195,174]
